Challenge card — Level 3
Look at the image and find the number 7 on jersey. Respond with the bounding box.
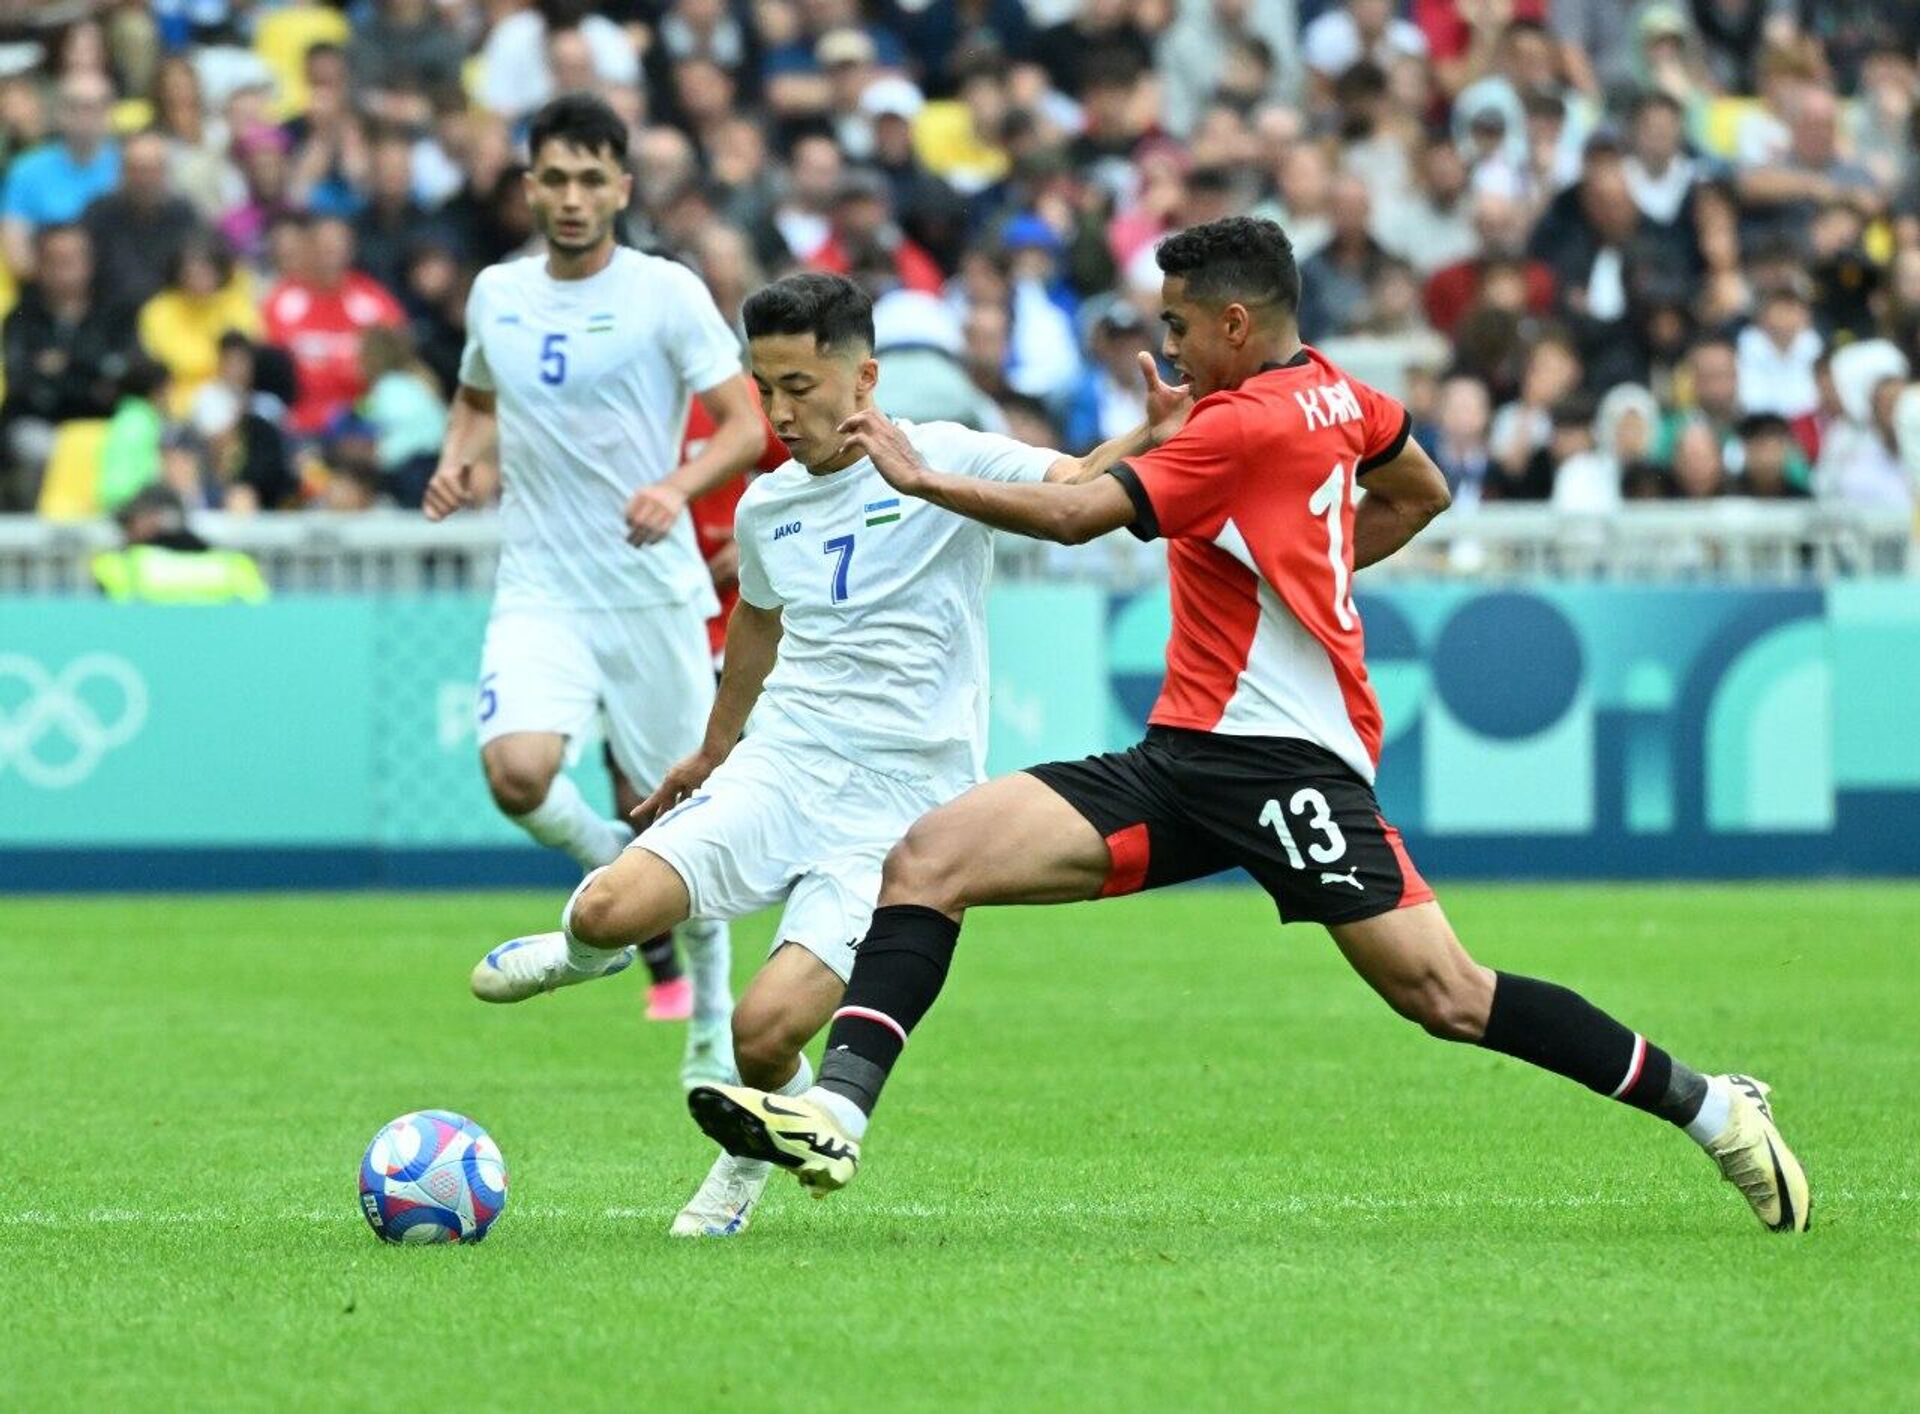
[823,534,855,603]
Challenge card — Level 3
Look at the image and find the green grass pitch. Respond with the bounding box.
[3,883,1916,1411]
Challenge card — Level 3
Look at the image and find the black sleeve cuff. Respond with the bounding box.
[1356,408,1413,476]
[1109,462,1160,542]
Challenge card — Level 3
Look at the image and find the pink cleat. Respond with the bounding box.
[646,976,693,1022]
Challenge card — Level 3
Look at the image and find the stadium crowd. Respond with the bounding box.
[2,0,1920,522]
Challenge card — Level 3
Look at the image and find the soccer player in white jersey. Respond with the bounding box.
[424,95,766,1084]
[468,271,1187,1236]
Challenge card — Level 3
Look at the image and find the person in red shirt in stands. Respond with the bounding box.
[262,215,404,435]
[691,215,1811,1238]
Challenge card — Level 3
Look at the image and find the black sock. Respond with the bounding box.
[638,933,680,985]
[815,905,960,1117]
[1478,972,1708,1127]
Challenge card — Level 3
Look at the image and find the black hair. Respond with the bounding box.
[1155,216,1299,317]
[742,272,874,352]
[1630,88,1685,121]
[167,232,235,289]
[118,354,169,402]
[526,92,629,167]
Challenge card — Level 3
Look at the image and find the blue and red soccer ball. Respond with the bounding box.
[359,1110,508,1244]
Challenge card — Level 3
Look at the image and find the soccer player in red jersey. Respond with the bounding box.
[688,217,1810,1233]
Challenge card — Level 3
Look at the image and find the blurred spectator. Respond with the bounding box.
[478,3,642,122]
[1158,0,1302,139]
[138,233,261,416]
[97,354,170,511]
[1379,132,1475,276]
[1298,173,1389,342]
[357,325,448,508]
[1553,383,1660,514]
[1805,200,1878,343]
[92,483,270,603]
[220,124,299,268]
[150,54,239,222]
[872,287,1006,431]
[1,71,119,278]
[1736,85,1881,254]
[1062,297,1152,452]
[1491,330,1583,481]
[349,0,467,130]
[1427,372,1493,507]
[1737,281,1823,420]
[1425,191,1555,337]
[181,379,297,511]
[286,43,368,220]
[1733,413,1812,499]
[1317,258,1449,399]
[1302,0,1428,105]
[1032,0,1150,101]
[999,216,1084,401]
[809,167,944,294]
[262,216,406,436]
[1533,157,1664,389]
[1659,334,1743,466]
[2,223,137,508]
[355,129,457,297]
[1816,338,1913,510]
[82,129,201,312]
[1670,418,1728,499]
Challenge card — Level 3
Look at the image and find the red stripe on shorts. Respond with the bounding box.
[1100,822,1151,897]
[1377,814,1435,909]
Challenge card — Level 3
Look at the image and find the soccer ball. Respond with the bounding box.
[359,1110,508,1244]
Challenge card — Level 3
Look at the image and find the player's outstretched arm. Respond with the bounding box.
[1353,436,1452,570]
[631,600,783,828]
[839,410,1138,545]
[626,375,765,547]
[423,386,498,521]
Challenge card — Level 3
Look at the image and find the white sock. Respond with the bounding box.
[680,918,733,1022]
[510,773,631,871]
[803,1085,869,1141]
[778,1053,814,1097]
[560,866,620,972]
[1685,1076,1734,1146]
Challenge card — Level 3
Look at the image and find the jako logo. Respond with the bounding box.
[0,653,149,789]
[773,522,803,540]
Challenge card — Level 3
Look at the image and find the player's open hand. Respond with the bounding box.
[626,482,689,547]
[423,460,476,521]
[1139,352,1194,447]
[631,749,722,830]
[837,409,930,494]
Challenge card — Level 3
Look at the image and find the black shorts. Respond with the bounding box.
[1026,727,1433,926]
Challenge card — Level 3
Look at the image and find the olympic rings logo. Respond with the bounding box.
[0,654,149,789]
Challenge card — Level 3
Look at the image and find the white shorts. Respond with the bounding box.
[477,602,714,792]
[635,718,967,981]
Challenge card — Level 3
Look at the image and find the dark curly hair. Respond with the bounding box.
[742,271,874,352]
[528,92,628,167]
[1155,216,1300,318]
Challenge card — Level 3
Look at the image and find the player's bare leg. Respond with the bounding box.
[674,944,843,1237]
[609,757,693,1021]
[470,847,689,1003]
[483,731,633,872]
[687,773,1111,1192]
[1329,901,1810,1232]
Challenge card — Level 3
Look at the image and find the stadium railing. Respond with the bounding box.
[0,504,1910,593]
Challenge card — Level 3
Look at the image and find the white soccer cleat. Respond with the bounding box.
[1704,1074,1811,1233]
[469,931,635,1004]
[668,1151,771,1238]
[680,1015,735,1090]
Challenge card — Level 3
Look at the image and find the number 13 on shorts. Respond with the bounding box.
[1259,790,1347,868]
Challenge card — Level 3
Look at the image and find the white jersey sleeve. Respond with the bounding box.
[734,494,780,610]
[658,261,747,396]
[915,421,1058,485]
[457,270,495,392]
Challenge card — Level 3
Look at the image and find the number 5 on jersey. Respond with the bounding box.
[823,534,855,603]
[539,333,568,386]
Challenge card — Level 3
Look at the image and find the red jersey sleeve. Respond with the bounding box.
[1353,377,1413,475]
[1111,399,1246,542]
